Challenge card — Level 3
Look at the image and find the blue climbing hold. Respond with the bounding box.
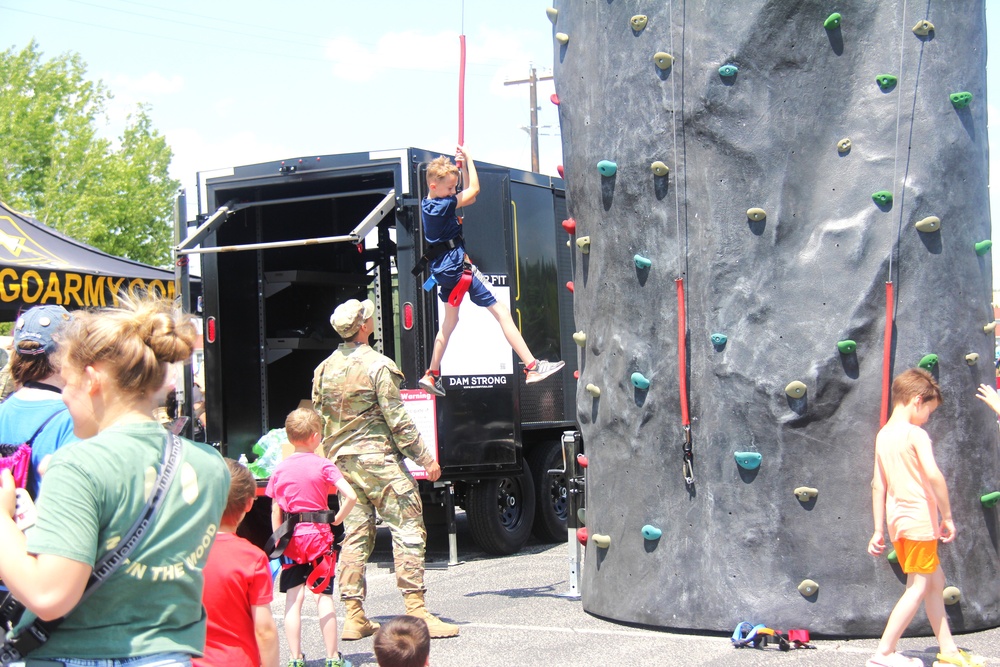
[719,64,738,77]
[597,160,617,177]
[634,254,652,269]
[735,451,762,470]
[641,525,662,540]
[711,333,727,346]
[631,372,650,390]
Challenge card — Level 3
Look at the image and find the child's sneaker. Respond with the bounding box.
[419,372,446,397]
[935,649,986,667]
[288,656,306,667]
[326,654,353,667]
[525,359,565,384]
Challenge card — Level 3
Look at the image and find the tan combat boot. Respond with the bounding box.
[403,591,460,638]
[341,598,380,640]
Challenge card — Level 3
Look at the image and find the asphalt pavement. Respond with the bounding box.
[273,513,1000,667]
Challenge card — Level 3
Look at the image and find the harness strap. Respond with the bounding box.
[411,237,464,276]
[264,510,338,559]
[447,264,474,307]
[305,552,337,594]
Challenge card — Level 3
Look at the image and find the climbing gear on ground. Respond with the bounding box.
[525,359,566,384]
[404,592,460,638]
[419,372,446,397]
[732,622,813,651]
[342,599,380,640]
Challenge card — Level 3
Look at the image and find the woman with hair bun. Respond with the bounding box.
[0,296,229,667]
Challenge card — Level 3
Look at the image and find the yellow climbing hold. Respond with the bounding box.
[838,138,852,153]
[912,19,934,36]
[966,353,980,365]
[545,7,558,24]
[794,487,818,502]
[747,208,766,222]
[592,533,611,548]
[573,332,587,347]
[585,383,601,398]
[986,322,997,334]
[555,32,570,45]
[653,52,674,70]
[943,586,961,605]
[915,216,940,233]
[630,15,648,32]
[576,236,591,254]
[798,579,819,597]
[650,161,669,177]
[785,381,807,399]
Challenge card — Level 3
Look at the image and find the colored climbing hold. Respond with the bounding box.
[576,236,591,254]
[555,32,570,45]
[550,93,560,106]
[597,160,618,177]
[785,381,807,399]
[966,353,980,365]
[875,74,898,91]
[950,92,973,109]
[577,507,585,524]
[711,333,727,347]
[653,52,674,70]
[566,281,574,293]
[872,190,893,206]
[577,453,589,468]
[912,19,934,36]
[585,383,601,397]
[545,7,558,24]
[797,579,819,597]
[746,208,766,222]
[734,451,762,470]
[573,370,580,380]
[981,491,1000,508]
[576,527,588,545]
[557,165,565,178]
[719,64,739,77]
[915,216,940,233]
[592,533,611,548]
[985,322,997,334]
[650,161,669,177]
[794,487,818,502]
[572,331,587,347]
[641,525,662,540]
[838,138,852,153]
[837,340,857,354]
[824,13,841,30]
[943,586,962,606]
[975,240,992,256]
[562,218,576,234]
[887,549,898,564]
[917,354,938,371]
[630,15,648,32]
[631,372,650,390]
[634,254,652,269]
[565,239,571,249]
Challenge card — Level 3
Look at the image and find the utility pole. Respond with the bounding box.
[505,65,554,172]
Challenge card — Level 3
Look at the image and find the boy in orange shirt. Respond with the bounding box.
[866,369,984,667]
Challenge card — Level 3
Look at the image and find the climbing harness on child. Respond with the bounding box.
[265,509,341,594]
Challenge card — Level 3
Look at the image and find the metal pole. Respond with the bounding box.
[528,67,540,173]
[173,189,194,440]
[560,430,582,598]
[444,483,459,566]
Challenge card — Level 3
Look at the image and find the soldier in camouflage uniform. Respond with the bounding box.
[313,298,459,639]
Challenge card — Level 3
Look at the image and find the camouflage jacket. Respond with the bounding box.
[312,342,433,466]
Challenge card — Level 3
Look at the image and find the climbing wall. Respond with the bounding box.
[550,1,1000,636]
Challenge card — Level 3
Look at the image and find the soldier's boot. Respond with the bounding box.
[341,599,380,640]
[403,591,460,638]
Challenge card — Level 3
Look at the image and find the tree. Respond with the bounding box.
[0,40,178,267]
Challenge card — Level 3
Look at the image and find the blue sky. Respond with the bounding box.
[1,1,997,276]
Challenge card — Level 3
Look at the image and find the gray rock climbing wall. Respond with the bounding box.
[550,0,1000,636]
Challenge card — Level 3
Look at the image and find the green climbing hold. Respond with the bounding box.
[710,333,727,347]
[597,160,617,177]
[785,380,807,399]
[838,138,852,153]
[981,491,1000,508]
[950,92,973,109]
[872,190,893,206]
[887,549,898,563]
[634,254,652,269]
[917,354,938,370]
[630,15,648,32]
[653,52,674,70]
[912,19,934,36]
[986,322,997,334]
[915,216,940,233]
[631,372,650,390]
[719,64,739,77]
[592,533,611,548]
[876,74,898,91]
[555,32,570,45]
[545,7,558,24]
[975,240,992,256]
[746,208,766,222]
[797,579,819,597]
[650,161,669,177]
[837,340,857,354]
[734,451,762,470]
[641,525,662,540]
[824,13,841,30]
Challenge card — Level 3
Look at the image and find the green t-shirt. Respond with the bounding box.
[20,420,229,659]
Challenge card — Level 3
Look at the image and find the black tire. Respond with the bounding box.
[527,440,569,543]
[466,459,536,555]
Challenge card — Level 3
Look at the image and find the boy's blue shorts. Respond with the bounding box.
[437,264,497,307]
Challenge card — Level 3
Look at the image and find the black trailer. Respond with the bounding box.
[184,148,579,555]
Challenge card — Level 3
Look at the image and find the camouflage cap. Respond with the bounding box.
[331,299,375,338]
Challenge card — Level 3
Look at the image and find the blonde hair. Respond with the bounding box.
[426,156,458,186]
[58,295,197,399]
[891,368,943,407]
[222,457,256,524]
[285,407,322,444]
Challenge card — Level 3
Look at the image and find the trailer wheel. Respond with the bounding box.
[466,459,536,555]
[528,440,569,543]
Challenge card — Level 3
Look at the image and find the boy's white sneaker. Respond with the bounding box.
[525,359,565,384]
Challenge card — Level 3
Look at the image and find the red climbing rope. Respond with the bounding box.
[676,278,690,426]
[457,34,466,167]
[880,281,894,426]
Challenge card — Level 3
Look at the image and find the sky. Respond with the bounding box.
[1,0,998,276]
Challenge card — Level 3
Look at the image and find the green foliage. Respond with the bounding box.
[0,41,179,267]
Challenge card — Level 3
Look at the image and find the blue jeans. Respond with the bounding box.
[24,653,192,667]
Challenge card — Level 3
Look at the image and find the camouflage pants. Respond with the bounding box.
[335,453,427,599]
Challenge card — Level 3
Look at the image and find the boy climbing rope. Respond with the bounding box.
[415,146,564,397]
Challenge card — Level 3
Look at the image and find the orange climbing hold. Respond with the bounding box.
[562,218,576,234]
[577,527,588,545]
[566,281,575,293]
[577,453,589,468]
[551,93,560,105]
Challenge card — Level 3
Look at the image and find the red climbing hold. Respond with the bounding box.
[566,281,574,293]
[557,165,565,178]
[577,527,589,545]
[550,93,560,105]
[577,453,588,468]
[562,218,577,234]
[573,370,580,380]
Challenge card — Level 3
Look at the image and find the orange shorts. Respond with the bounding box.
[893,538,939,574]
